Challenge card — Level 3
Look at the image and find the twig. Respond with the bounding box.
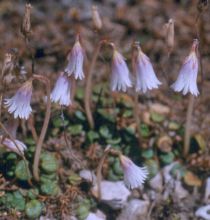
[183,95,195,157]
[84,41,103,129]
[32,74,51,181]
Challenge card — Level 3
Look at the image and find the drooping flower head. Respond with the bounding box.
[64,35,84,80]
[51,72,71,106]
[5,80,33,119]
[133,42,161,93]
[119,154,148,189]
[171,39,199,96]
[0,136,27,155]
[110,44,132,92]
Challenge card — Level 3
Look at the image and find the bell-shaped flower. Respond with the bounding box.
[171,39,199,96]
[134,44,161,93]
[0,136,27,155]
[64,36,84,80]
[111,47,132,92]
[51,72,71,106]
[5,80,33,119]
[120,154,148,189]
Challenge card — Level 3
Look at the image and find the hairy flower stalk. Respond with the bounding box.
[5,80,33,119]
[171,39,199,96]
[111,45,132,92]
[51,72,71,106]
[33,74,51,181]
[120,154,148,189]
[65,36,84,80]
[134,43,161,93]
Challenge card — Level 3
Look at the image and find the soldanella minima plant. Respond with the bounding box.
[0,3,202,191]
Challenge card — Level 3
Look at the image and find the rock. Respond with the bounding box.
[79,169,96,185]
[117,199,149,220]
[149,103,170,115]
[162,162,178,183]
[85,210,106,220]
[149,172,163,192]
[174,180,188,200]
[91,181,131,210]
[204,177,210,203]
[195,205,210,220]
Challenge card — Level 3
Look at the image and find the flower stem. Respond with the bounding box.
[183,95,195,157]
[84,41,102,129]
[96,146,111,200]
[32,74,51,181]
[134,92,142,147]
[96,146,121,199]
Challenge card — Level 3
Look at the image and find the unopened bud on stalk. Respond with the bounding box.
[165,18,174,55]
[1,53,13,79]
[91,5,102,31]
[197,0,208,12]
[21,3,32,39]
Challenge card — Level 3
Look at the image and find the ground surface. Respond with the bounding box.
[0,0,210,219]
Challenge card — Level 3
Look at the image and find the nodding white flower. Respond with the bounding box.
[111,48,132,92]
[5,81,33,120]
[51,72,71,106]
[120,154,148,189]
[64,36,84,80]
[0,136,27,155]
[134,44,161,93]
[171,39,199,96]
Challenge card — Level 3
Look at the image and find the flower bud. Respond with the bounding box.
[197,0,208,12]
[92,5,102,31]
[165,18,174,55]
[21,3,32,38]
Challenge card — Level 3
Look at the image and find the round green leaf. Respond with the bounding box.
[160,152,175,165]
[40,153,58,173]
[141,149,154,159]
[15,160,31,181]
[25,200,42,219]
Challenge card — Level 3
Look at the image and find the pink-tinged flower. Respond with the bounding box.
[5,81,33,119]
[64,36,84,80]
[111,48,132,92]
[171,39,199,96]
[120,155,148,189]
[51,72,71,106]
[0,136,27,155]
[134,44,161,93]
